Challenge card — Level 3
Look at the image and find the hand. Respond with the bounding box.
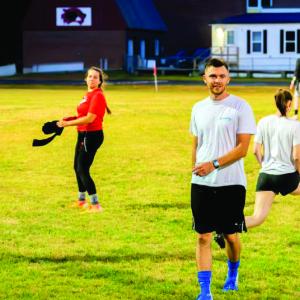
[57,120,68,127]
[192,161,215,177]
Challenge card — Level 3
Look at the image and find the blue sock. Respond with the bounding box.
[227,260,240,278]
[90,194,99,205]
[223,260,239,291]
[197,271,212,296]
[78,192,86,201]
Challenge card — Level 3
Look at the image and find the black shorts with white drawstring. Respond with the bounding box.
[191,184,247,234]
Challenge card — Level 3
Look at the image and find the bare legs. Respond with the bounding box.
[196,232,241,268]
[224,233,240,262]
[195,232,242,296]
[246,183,300,229]
[290,183,300,195]
[196,233,213,299]
[196,233,213,270]
[245,191,275,229]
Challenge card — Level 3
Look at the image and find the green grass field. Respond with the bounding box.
[0,84,299,300]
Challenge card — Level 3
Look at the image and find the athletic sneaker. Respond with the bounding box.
[223,274,238,291]
[196,292,213,300]
[72,200,88,208]
[88,203,103,213]
[214,234,225,249]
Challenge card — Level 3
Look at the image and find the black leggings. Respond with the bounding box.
[74,130,104,195]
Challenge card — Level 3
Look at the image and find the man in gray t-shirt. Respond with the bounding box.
[190,58,256,300]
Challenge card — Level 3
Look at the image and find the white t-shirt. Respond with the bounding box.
[190,94,256,187]
[254,115,300,175]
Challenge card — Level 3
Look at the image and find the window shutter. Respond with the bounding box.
[247,30,251,54]
[280,30,284,54]
[297,30,300,53]
[263,30,267,54]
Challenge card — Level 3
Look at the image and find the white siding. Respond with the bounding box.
[212,23,300,71]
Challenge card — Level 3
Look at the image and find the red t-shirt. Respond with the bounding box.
[77,88,107,132]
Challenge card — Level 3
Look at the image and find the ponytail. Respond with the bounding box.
[274,89,292,116]
[106,105,112,115]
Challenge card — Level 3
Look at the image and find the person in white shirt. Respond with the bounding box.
[245,89,300,229]
[190,58,256,300]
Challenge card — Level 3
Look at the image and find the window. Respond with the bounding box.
[127,40,133,56]
[261,0,271,8]
[285,31,296,52]
[227,31,234,45]
[248,0,258,7]
[248,0,272,8]
[154,39,160,56]
[140,40,146,58]
[252,31,262,52]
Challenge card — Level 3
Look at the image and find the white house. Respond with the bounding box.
[211,0,300,72]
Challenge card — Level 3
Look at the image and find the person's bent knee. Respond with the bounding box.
[197,232,213,245]
[252,212,267,226]
[224,233,238,244]
[290,183,300,195]
[253,217,265,226]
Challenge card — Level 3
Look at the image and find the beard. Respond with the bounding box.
[210,85,226,96]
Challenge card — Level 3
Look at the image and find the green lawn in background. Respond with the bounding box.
[0,84,299,299]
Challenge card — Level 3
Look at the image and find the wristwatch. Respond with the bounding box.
[212,159,220,169]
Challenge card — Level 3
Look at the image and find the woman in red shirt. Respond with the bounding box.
[57,66,111,212]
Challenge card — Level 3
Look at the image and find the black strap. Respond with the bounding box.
[32,133,58,147]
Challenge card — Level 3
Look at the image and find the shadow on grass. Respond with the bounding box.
[128,202,189,210]
[0,252,197,299]
[0,250,195,264]
[0,246,229,267]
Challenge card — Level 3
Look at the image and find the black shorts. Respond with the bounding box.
[256,172,299,195]
[191,184,247,234]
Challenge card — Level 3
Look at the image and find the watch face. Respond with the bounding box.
[213,160,219,168]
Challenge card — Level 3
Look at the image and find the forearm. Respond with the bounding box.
[192,134,251,176]
[192,136,198,167]
[216,143,247,168]
[254,152,263,166]
[253,142,263,166]
[293,145,300,173]
[58,113,96,127]
[64,116,91,126]
[192,149,196,167]
[192,144,247,177]
[295,159,300,173]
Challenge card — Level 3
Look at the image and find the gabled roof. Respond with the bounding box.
[212,13,300,24]
[114,0,167,31]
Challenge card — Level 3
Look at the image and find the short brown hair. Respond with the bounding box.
[205,58,229,71]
